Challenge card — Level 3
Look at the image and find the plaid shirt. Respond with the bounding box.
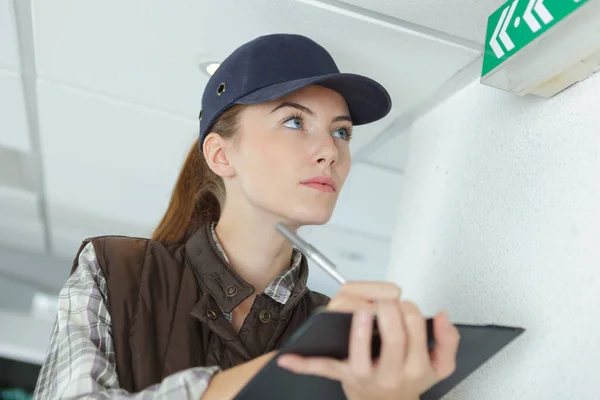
[33,225,302,399]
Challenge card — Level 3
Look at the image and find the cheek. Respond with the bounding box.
[237,145,296,205]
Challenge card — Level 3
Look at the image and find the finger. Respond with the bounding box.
[277,354,346,381]
[376,299,407,382]
[339,282,402,301]
[327,293,376,313]
[348,310,374,378]
[401,301,433,378]
[430,311,460,380]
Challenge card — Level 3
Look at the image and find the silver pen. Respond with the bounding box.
[276,222,347,285]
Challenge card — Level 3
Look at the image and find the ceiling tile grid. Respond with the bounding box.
[31,0,479,120]
[0,0,487,302]
[36,80,198,244]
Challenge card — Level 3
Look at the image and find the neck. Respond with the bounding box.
[215,207,296,292]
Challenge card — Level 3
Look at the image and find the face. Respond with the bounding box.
[207,85,353,227]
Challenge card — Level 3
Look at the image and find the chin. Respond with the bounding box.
[256,194,338,227]
[286,206,334,227]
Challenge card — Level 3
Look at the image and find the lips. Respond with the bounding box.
[301,176,337,192]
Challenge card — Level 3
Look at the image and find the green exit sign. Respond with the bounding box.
[482,0,590,76]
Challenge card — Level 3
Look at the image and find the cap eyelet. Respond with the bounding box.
[217,82,226,96]
[199,109,203,120]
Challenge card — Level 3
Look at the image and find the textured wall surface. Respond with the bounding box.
[387,74,600,399]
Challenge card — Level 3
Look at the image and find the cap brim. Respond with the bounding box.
[234,73,392,125]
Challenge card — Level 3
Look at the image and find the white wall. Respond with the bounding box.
[387,73,600,399]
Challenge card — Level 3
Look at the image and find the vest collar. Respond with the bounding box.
[184,223,310,314]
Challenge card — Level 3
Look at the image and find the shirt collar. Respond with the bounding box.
[184,223,308,314]
[209,222,302,305]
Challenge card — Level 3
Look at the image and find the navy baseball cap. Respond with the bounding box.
[198,33,392,149]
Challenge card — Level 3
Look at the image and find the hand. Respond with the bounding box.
[276,282,460,400]
[203,351,277,400]
[325,281,402,313]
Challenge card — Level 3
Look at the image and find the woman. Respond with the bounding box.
[33,33,459,399]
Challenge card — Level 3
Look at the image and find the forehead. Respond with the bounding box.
[264,85,350,113]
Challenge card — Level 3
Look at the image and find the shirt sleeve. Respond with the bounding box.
[33,241,220,400]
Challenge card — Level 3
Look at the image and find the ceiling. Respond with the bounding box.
[0,0,498,309]
[337,0,507,43]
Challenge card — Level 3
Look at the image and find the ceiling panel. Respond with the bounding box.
[0,243,70,294]
[32,0,479,128]
[0,186,44,253]
[301,223,391,283]
[349,116,394,154]
[338,0,506,43]
[37,80,197,187]
[43,159,167,232]
[364,129,411,170]
[0,275,36,313]
[329,162,404,238]
[0,309,54,365]
[0,0,20,71]
[0,71,30,152]
[0,147,33,191]
[48,207,153,260]
[36,79,198,253]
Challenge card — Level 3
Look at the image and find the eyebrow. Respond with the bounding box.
[271,101,352,124]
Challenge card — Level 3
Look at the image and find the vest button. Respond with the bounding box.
[259,310,271,323]
[225,285,238,297]
[207,309,218,320]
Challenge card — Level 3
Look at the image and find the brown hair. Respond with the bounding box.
[152,105,245,245]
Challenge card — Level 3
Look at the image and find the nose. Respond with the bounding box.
[313,135,339,167]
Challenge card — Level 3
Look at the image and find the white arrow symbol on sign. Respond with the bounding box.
[489,0,519,58]
[524,0,554,33]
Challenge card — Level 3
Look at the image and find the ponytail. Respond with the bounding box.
[152,105,245,245]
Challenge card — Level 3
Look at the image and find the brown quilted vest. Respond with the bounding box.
[70,223,330,392]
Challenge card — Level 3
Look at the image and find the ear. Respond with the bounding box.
[202,132,236,178]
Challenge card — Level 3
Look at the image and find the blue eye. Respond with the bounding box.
[333,127,352,141]
[283,117,303,130]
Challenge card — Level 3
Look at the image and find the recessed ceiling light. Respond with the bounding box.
[340,250,365,262]
[205,62,220,76]
[198,61,221,77]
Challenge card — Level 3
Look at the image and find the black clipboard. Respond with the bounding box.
[234,310,524,400]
